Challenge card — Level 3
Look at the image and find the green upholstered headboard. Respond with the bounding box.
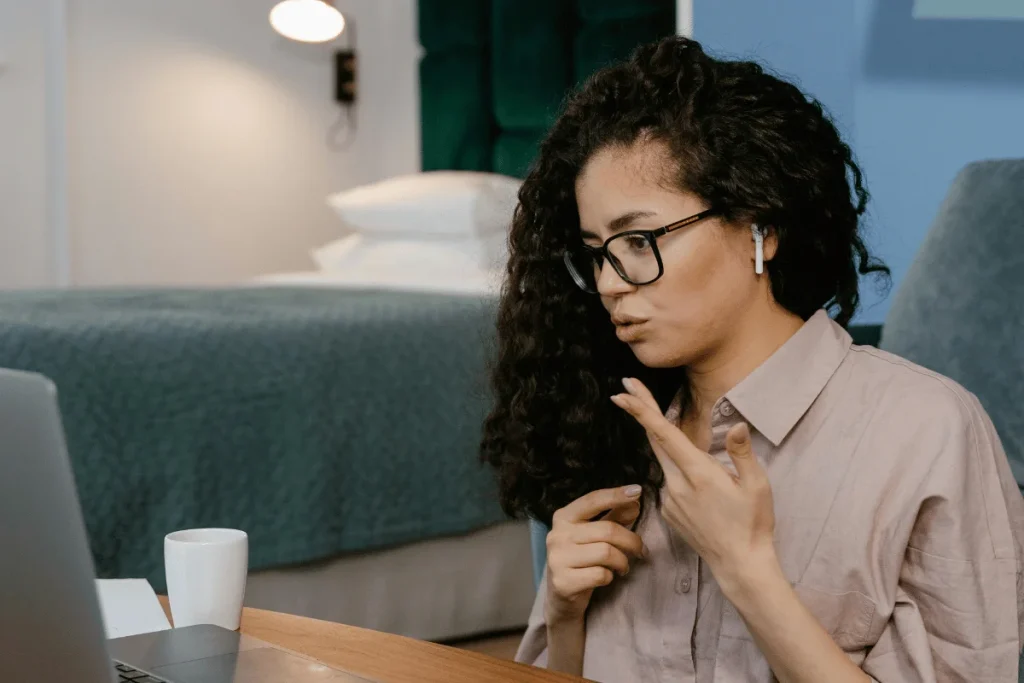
[419,0,676,179]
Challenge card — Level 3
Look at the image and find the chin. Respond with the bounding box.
[626,340,690,369]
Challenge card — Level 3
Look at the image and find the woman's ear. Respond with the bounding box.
[761,225,778,262]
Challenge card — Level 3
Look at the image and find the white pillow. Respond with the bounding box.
[309,234,506,295]
[325,171,520,240]
[312,233,508,274]
[310,233,364,271]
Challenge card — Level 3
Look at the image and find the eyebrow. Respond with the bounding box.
[580,210,659,241]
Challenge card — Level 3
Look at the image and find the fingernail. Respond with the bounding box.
[621,377,634,392]
[622,566,630,576]
[624,484,642,498]
[610,394,626,407]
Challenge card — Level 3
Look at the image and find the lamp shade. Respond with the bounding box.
[270,0,345,43]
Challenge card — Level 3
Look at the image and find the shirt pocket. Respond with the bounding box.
[902,545,1001,648]
[721,583,877,652]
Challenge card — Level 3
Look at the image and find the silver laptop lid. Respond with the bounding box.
[0,369,113,682]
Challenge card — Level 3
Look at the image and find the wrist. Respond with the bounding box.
[544,613,586,676]
[545,607,586,630]
[713,545,786,607]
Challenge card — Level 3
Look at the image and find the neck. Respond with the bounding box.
[686,303,805,420]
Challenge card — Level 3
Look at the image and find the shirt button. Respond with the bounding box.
[676,576,692,593]
[719,401,735,417]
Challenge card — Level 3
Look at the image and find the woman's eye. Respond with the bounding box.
[624,235,651,251]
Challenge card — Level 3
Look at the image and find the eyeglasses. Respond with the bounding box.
[564,208,718,293]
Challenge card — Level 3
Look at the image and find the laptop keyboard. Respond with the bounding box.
[113,660,167,683]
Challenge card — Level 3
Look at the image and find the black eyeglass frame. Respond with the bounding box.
[563,208,719,293]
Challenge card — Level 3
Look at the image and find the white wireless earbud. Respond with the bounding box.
[749,225,765,276]
[752,224,764,275]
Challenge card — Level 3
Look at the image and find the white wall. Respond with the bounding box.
[2,0,420,288]
[0,0,54,288]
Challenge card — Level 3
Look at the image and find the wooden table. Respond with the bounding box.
[158,597,585,683]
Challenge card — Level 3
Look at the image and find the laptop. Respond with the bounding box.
[0,368,375,682]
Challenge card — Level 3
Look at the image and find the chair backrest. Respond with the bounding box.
[880,159,1024,491]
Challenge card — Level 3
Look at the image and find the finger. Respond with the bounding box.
[566,542,631,576]
[610,393,708,476]
[554,485,643,525]
[619,380,683,477]
[725,422,763,484]
[572,520,644,558]
[622,377,660,412]
[551,566,614,597]
[602,499,640,529]
[618,378,680,462]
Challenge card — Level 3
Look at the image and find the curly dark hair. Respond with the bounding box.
[480,35,890,526]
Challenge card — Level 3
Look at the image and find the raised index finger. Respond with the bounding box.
[554,485,643,525]
[610,391,711,478]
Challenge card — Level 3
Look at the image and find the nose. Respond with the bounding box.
[596,258,635,296]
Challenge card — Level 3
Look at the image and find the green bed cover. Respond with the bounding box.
[0,288,505,590]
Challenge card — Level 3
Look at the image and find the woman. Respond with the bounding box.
[481,36,1024,682]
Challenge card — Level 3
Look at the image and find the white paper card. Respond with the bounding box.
[95,579,171,639]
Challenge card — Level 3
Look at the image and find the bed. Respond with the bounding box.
[0,286,534,640]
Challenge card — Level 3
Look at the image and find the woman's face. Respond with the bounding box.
[575,140,772,369]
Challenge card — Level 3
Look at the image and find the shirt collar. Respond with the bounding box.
[725,309,852,447]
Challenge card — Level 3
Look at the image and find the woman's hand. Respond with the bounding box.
[544,486,646,625]
[613,377,870,683]
[611,377,776,592]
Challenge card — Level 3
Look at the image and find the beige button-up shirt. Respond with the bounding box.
[517,310,1024,682]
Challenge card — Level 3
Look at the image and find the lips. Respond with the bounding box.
[613,319,649,342]
[611,315,648,326]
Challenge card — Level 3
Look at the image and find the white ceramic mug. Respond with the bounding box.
[164,528,248,630]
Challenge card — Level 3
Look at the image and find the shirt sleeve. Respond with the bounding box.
[862,391,1024,682]
[515,567,550,667]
